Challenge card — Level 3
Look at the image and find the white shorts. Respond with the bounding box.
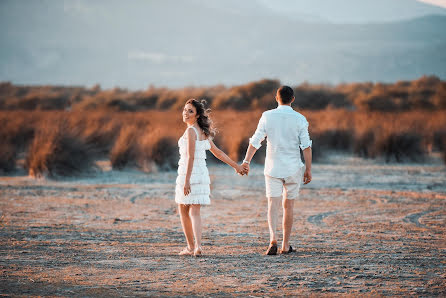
[265,167,304,199]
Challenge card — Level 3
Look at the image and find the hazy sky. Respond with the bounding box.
[419,0,446,8]
[257,0,446,23]
[1,0,445,88]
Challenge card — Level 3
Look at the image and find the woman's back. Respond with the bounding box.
[175,126,211,205]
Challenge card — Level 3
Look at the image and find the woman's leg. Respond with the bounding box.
[189,204,202,250]
[179,204,194,250]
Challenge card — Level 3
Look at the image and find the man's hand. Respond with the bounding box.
[303,168,312,184]
[234,164,246,176]
[242,162,250,176]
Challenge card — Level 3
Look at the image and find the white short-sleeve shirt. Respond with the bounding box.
[249,105,312,178]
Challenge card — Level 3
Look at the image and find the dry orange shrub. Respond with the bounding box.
[0,109,445,175]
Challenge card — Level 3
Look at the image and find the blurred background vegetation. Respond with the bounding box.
[1,75,445,111]
[0,75,445,177]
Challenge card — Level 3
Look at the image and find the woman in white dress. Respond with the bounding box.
[175,99,245,256]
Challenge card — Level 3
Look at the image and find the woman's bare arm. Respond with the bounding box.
[209,139,243,173]
[184,128,196,195]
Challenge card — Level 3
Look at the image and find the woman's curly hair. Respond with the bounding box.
[185,99,216,138]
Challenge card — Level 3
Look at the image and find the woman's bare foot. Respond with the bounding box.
[194,246,202,257]
[179,247,194,256]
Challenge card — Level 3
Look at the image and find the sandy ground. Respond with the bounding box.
[1,155,445,296]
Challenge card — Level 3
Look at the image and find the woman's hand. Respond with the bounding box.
[242,162,249,175]
[234,164,246,176]
[184,180,191,196]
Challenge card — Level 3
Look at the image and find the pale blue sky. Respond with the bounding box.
[1,0,446,88]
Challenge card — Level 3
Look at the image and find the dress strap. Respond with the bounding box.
[188,126,200,141]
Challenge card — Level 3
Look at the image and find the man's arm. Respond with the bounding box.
[302,147,312,184]
[244,144,258,162]
[241,114,266,175]
[299,118,312,184]
[241,144,258,174]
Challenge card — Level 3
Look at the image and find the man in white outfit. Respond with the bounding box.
[242,85,312,255]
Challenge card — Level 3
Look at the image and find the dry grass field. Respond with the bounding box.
[1,109,445,177]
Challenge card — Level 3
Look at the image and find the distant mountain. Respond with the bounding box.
[0,0,445,88]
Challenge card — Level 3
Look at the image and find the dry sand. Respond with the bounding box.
[1,155,445,296]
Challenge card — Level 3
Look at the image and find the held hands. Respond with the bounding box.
[234,162,249,176]
[185,163,249,195]
[234,164,246,176]
[303,168,312,184]
[242,162,249,175]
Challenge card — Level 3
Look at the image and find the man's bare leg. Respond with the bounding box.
[282,198,294,252]
[268,196,281,243]
[266,196,281,254]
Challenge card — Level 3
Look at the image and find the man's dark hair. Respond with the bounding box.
[277,86,294,104]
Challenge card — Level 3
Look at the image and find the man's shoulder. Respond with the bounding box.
[294,111,308,121]
[262,109,275,116]
[265,108,307,119]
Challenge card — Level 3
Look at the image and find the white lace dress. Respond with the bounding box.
[175,126,211,205]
